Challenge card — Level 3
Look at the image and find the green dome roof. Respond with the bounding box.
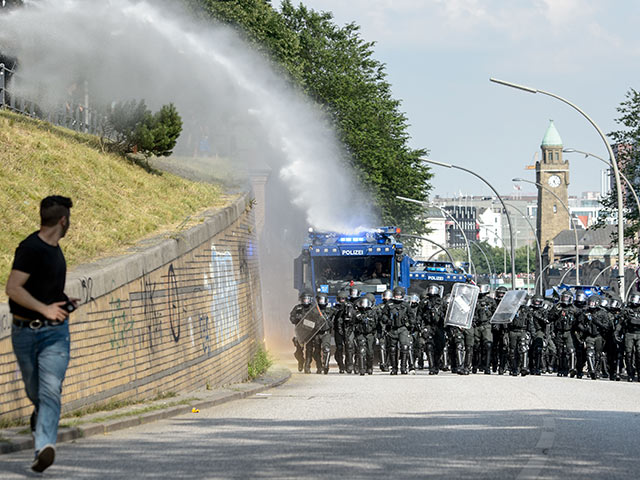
[541,120,562,146]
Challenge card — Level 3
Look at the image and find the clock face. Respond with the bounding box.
[548,175,561,188]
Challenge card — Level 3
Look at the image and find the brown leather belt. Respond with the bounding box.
[12,315,65,330]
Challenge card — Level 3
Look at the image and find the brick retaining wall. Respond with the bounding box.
[0,192,264,421]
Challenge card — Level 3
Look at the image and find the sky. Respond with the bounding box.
[296,0,640,199]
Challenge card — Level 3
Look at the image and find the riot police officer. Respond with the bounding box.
[606,298,623,381]
[407,294,423,370]
[577,296,609,380]
[333,289,353,374]
[530,294,550,375]
[383,287,414,375]
[375,289,393,371]
[616,293,640,382]
[573,291,588,378]
[354,296,377,375]
[508,299,534,376]
[474,284,497,374]
[492,286,509,374]
[549,291,578,377]
[420,284,445,374]
[289,290,313,372]
[316,293,334,374]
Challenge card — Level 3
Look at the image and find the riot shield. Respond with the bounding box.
[294,303,327,345]
[490,290,528,324]
[444,283,479,329]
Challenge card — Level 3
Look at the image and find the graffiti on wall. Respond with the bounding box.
[203,245,240,345]
[108,296,134,365]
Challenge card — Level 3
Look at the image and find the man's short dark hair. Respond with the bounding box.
[40,195,73,227]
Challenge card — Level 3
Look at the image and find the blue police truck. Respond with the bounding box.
[408,260,473,295]
[293,227,474,302]
[293,227,411,304]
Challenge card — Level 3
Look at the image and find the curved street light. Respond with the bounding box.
[513,177,580,285]
[470,240,495,279]
[397,233,456,265]
[504,202,544,295]
[395,195,475,280]
[563,148,640,215]
[591,264,613,286]
[491,77,626,294]
[423,158,517,289]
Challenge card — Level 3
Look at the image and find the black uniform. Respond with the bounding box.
[334,299,356,374]
[507,304,534,376]
[289,303,312,372]
[549,302,578,376]
[616,303,640,381]
[474,294,497,374]
[420,294,445,374]
[382,298,413,374]
[530,302,551,375]
[354,304,378,375]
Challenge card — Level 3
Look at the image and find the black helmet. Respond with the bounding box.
[560,292,573,305]
[299,290,313,305]
[316,292,328,307]
[392,286,405,301]
[409,294,420,306]
[349,286,359,300]
[599,297,609,309]
[495,286,507,300]
[609,298,621,311]
[575,292,587,306]
[336,290,349,303]
[382,289,393,303]
[427,284,440,297]
[365,293,376,305]
[356,296,372,310]
[587,296,600,309]
[479,284,491,296]
[628,293,640,306]
[531,295,544,308]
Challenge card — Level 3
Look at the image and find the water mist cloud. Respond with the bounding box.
[0,0,375,233]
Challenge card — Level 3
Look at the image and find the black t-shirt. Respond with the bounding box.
[9,231,68,320]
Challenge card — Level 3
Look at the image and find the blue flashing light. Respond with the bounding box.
[338,236,366,243]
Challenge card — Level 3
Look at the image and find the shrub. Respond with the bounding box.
[247,346,272,380]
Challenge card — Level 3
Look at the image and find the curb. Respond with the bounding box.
[0,367,291,455]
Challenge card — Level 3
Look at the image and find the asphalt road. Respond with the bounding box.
[3,357,640,479]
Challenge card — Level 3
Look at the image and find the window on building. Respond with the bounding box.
[555,151,559,161]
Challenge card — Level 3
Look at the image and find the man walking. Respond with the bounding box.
[6,195,77,472]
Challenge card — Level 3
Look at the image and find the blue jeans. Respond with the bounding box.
[12,321,70,452]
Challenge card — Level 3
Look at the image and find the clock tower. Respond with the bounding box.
[536,120,570,258]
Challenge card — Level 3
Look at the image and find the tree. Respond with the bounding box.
[598,88,640,254]
[182,0,432,235]
[102,100,183,158]
[279,2,432,235]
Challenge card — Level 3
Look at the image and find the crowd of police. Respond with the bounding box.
[289,284,640,380]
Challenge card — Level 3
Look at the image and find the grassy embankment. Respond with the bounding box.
[0,109,229,296]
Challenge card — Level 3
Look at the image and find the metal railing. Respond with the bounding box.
[0,63,105,135]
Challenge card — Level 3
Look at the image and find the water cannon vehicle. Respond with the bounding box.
[293,226,410,304]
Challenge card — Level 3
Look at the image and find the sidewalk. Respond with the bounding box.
[0,365,291,455]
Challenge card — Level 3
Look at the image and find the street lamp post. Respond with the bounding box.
[514,177,580,285]
[470,241,496,281]
[398,233,456,264]
[395,195,474,279]
[422,158,517,289]
[491,77,626,294]
[504,202,544,295]
[563,148,640,215]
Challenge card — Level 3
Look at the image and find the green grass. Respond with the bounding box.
[60,397,199,428]
[0,109,229,295]
[247,346,273,380]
